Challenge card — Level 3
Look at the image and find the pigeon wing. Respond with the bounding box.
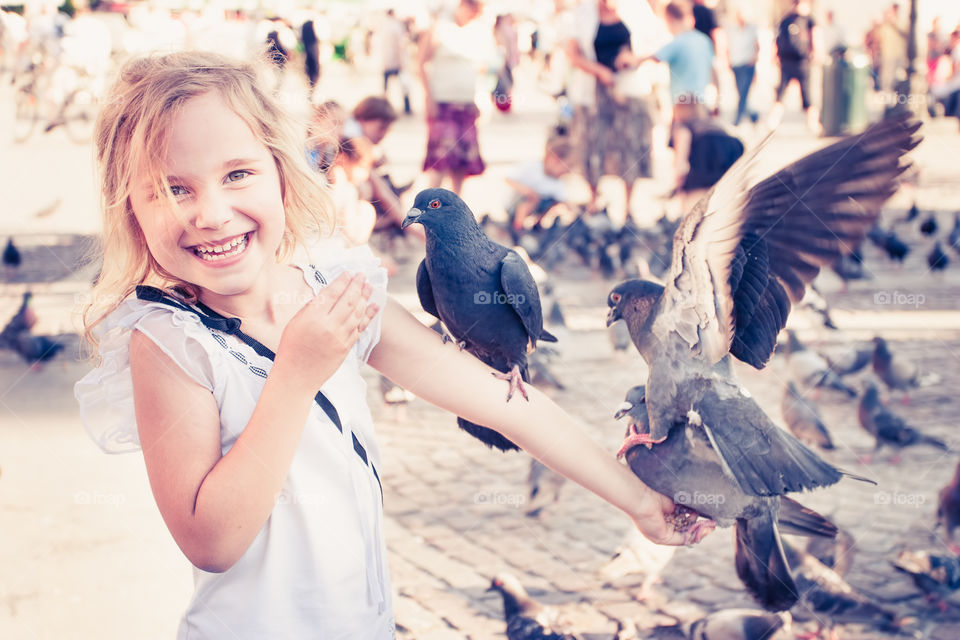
[415,259,441,320]
[500,250,556,345]
[653,112,921,369]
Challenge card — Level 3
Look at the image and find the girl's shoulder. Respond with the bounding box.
[75,295,225,454]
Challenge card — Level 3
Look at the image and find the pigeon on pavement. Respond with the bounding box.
[598,523,676,600]
[806,526,856,578]
[782,381,836,450]
[937,459,960,553]
[616,386,842,611]
[893,550,960,609]
[3,238,21,280]
[402,189,557,451]
[948,212,960,252]
[825,345,873,378]
[488,573,579,640]
[871,336,939,396]
[783,331,856,397]
[783,541,908,638]
[928,241,949,272]
[525,458,566,518]
[858,381,949,462]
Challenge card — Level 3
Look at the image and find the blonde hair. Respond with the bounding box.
[83,50,333,347]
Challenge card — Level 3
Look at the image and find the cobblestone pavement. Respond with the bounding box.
[2,82,960,638]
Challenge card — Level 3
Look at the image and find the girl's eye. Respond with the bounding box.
[226,170,250,183]
[428,199,440,209]
[169,185,188,197]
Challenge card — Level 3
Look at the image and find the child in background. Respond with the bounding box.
[505,134,575,232]
[75,51,703,639]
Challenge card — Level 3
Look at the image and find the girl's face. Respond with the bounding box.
[129,92,286,299]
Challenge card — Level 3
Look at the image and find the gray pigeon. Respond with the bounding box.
[806,526,856,578]
[858,381,949,462]
[782,331,856,397]
[402,189,557,451]
[617,386,840,612]
[606,113,917,607]
[872,336,939,395]
[687,609,788,640]
[526,458,566,518]
[782,542,908,637]
[781,381,836,450]
[893,550,960,608]
[937,460,960,553]
[487,573,579,640]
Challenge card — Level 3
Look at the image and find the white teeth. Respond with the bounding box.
[194,233,249,261]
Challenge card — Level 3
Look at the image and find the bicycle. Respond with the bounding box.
[12,56,101,144]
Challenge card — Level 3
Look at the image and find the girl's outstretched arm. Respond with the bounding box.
[367,298,702,546]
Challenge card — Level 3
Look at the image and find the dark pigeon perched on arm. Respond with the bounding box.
[616,386,840,612]
[402,188,557,451]
[608,113,917,609]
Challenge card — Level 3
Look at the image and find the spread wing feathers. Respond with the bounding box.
[500,251,557,346]
[415,260,440,320]
[697,391,844,497]
[656,112,921,368]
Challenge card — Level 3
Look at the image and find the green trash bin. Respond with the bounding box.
[821,48,869,135]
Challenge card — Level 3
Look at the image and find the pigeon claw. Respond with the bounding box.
[616,433,667,458]
[493,365,528,402]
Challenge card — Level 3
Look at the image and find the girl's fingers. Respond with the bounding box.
[330,275,370,319]
[355,303,380,334]
[311,273,352,310]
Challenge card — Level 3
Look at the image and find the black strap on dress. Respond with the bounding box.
[135,285,382,498]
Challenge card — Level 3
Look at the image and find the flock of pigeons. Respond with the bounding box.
[394,111,960,639]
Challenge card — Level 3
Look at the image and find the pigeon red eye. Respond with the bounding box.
[611,293,621,303]
[429,199,441,209]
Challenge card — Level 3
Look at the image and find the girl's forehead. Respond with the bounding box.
[155,93,272,174]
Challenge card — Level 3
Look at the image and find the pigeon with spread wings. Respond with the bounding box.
[608,113,917,605]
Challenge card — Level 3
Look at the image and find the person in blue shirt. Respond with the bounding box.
[617,2,714,190]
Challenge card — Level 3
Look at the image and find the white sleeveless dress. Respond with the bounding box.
[75,245,394,639]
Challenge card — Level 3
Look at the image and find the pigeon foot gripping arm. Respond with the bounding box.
[492,364,529,402]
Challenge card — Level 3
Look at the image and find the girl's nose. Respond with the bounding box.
[193,192,233,230]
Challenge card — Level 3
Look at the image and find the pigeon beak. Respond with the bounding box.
[606,307,621,327]
[401,208,423,229]
[614,402,632,420]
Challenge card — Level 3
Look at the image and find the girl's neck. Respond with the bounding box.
[196,262,301,325]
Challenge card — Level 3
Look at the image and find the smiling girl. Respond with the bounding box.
[76,51,703,639]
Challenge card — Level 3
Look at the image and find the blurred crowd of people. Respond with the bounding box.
[3,0,960,270]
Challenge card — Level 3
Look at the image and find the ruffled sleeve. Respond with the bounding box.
[74,299,221,454]
[308,243,388,364]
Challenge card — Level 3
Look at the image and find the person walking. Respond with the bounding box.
[417,0,494,195]
[726,7,759,126]
[769,0,820,134]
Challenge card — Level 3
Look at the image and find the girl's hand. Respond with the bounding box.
[277,273,379,390]
[630,490,713,547]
